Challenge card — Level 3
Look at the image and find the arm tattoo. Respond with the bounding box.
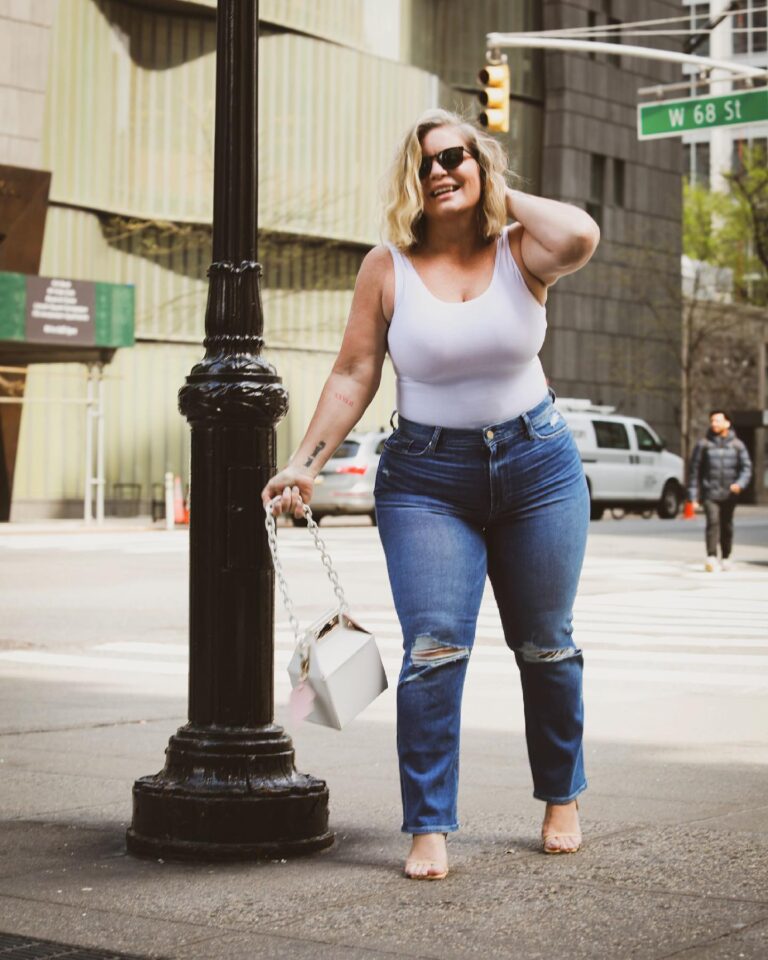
[304,440,326,468]
[334,392,354,407]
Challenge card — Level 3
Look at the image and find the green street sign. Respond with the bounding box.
[0,271,134,349]
[638,88,768,140]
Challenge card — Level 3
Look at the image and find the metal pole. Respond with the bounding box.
[164,471,174,531]
[127,0,333,861]
[84,365,94,524]
[485,34,768,81]
[95,363,105,525]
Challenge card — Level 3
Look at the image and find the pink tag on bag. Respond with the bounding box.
[289,680,316,725]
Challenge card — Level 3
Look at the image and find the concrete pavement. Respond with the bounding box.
[0,509,767,959]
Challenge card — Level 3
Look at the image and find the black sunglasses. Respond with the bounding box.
[418,146,474,180]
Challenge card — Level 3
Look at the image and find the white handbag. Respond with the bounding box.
[264,497,388,730]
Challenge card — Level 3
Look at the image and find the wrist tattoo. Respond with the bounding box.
[304,440,326,468]
[334,392,354,407]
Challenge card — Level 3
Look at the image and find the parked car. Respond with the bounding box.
[555,398,685,520]
[294,430,389,525]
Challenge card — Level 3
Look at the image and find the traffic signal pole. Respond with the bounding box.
[126,0,334,862]
[485,33,767,83]
[483,31,766,141]
[478,57,510,133]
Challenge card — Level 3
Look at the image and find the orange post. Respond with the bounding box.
[683,500,696,520]
[173,475,189,525]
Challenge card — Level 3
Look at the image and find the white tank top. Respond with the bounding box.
[385,226,548,429]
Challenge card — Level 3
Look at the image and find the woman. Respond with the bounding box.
[262,109,600,880]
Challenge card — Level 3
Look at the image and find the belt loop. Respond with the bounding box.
[521,412,535,441]
[547,386,557,403]
[428,425,442,452]
[389,409,398,430]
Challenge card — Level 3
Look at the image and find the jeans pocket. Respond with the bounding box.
[530,408,570,441]
[383,429,434,456]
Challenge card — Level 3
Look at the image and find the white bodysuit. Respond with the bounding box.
[385,225,549,429]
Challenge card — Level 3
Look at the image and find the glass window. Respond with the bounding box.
[330,441,360,459]
[634,424,661,451]
[613,158,625,206]
[755,3,767,52]
[593,420,630,449]
[586,201,602,228]
[690,3,710,57]
[586,10,615,62]
[733,2,749,54]
[694,142,710,185]
[587,11,597,60]
[590,154,605,201]
[588,154,605,229]
[731,0,767,55]
[685,141,710,186]
[733,136,768,173]
[733,138,746,172]
[607,17,622,66]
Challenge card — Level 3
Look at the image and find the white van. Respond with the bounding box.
[555,398,685,521]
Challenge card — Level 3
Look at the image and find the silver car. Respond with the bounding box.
[295,430,389,526]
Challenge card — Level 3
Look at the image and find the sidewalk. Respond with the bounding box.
[4,501,768,534]
[1,682,767,959]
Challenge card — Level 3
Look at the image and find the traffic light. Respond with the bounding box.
[478,58,510,133]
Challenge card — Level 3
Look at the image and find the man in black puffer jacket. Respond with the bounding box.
[687,409,752,572]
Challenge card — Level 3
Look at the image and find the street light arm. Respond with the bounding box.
[485,34,767,80]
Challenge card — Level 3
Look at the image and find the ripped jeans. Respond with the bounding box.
[374,392,590,834]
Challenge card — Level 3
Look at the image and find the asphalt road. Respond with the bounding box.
[1,507,767,750]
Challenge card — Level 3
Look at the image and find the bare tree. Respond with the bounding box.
[631,259,754,464]
[621,173,762,466]
[724,144,768,303]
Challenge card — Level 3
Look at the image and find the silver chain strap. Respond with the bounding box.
[264,496,350,649]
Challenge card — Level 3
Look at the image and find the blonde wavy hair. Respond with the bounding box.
[381,109,510,251]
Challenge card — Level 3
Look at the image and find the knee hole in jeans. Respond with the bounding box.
[409,634,470,670]
[518,641,581,664]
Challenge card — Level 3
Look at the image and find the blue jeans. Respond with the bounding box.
[373,392,590,834]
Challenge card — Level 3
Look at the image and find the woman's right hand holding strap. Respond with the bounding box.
[261,467,315,519]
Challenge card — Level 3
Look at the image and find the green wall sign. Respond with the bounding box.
[638,88,768,140]
[0,272,134,349]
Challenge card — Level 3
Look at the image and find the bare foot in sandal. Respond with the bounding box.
[404,832,449,880]
[541,799,582,854]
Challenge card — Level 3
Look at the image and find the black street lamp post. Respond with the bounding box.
[126,0,334,861]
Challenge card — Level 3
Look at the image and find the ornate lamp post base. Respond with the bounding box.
[125,331,334,861]
[126,4,334,861]
[126,723,334,861]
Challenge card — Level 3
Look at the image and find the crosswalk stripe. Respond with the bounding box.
[94,629,768,655]
[2,645,767,689]
[3,532,766,700]
[0,651,186,674]
[581,666,768,689]
[311,616,766,640]
[301,643,741,670]
[95,642,188,656]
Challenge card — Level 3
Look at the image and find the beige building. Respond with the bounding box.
[0,0,681,519]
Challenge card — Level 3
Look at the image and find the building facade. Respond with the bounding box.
[682,0,767,186]
[540,0,682,442]
[680,0,767,500]
[1,0,683,519]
